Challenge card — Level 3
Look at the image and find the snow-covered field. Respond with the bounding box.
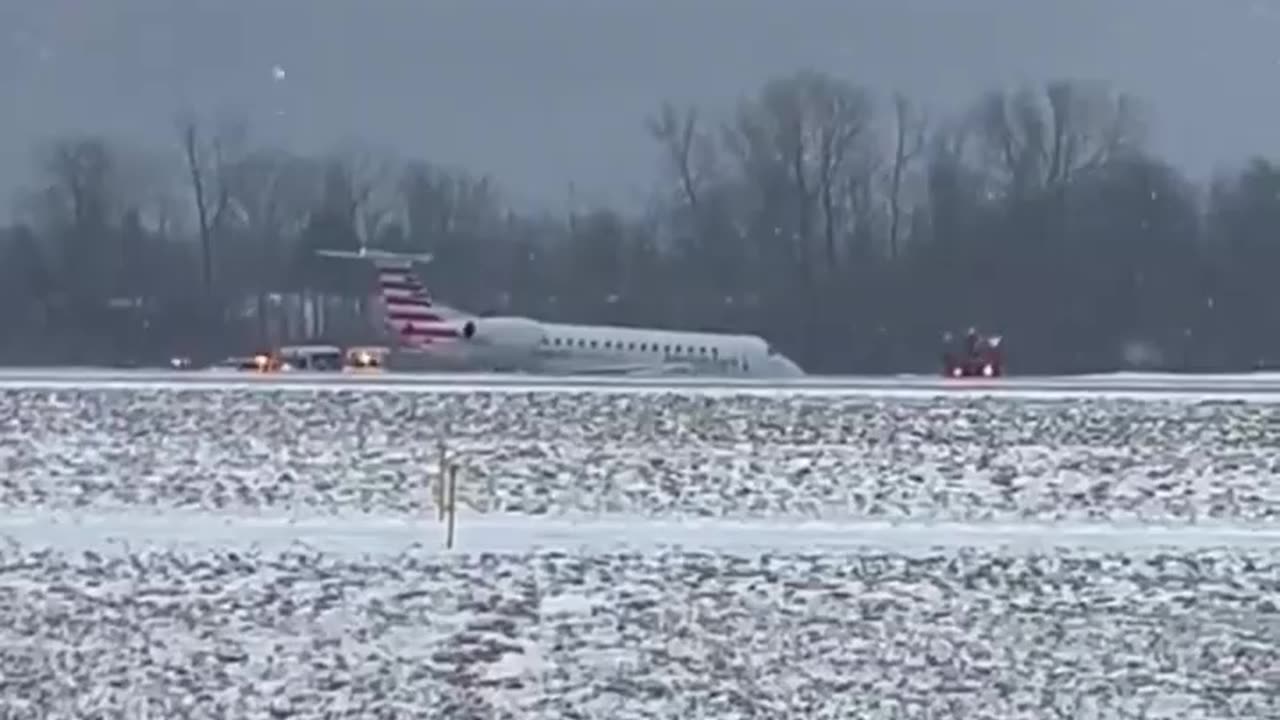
[2,384,1279,718]
[2,542,1277,719]
[3,388,1279,522]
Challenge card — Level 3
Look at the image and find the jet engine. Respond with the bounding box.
[458,317,545,353]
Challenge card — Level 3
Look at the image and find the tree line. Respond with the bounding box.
[2,69,1278,373]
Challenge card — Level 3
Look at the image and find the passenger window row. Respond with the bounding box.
[542,336,721,357]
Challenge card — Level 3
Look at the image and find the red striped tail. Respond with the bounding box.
[374,260,460,348]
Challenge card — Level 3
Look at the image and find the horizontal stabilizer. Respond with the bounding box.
[316,248,435,264]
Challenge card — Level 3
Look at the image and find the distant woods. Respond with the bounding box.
[2,70,1278,372]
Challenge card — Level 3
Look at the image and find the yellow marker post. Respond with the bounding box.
[436,440,447,522]
[444,464,459,549]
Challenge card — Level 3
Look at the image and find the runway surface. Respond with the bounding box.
[4,366,1280,399]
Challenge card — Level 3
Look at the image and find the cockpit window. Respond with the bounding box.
[766,344,779,356]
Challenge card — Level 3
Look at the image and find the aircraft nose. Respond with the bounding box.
[776,357,804,377]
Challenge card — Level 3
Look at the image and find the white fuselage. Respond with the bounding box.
[396,315,804,378]
[529,321,803,377]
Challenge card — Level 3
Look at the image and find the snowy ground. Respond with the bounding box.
[3,387,1279,522]
[2,385,1280,718]
[1,541,1277,719]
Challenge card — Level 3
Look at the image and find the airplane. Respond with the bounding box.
[316,247,805,378]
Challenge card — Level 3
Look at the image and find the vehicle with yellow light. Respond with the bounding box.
[198,354,278,372]
[200,346,343,373]
[275,344,344,371]
[345,346,389,371]
[191,344,384,373]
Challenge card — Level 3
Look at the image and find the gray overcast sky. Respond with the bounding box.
[2,0,1279,212]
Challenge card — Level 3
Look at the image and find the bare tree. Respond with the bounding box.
[717,69,878,368]
[21,136,128,311]
[35,136,117,234]
[224,148,322,341]
[396,162,507,311]
[176,113,240,299]
[972,79,1145,195]
[400,162,501,245]
[646,99,737,319]
[885,93,927,260]
[810,75,876,271]
[326,141,401,249]
[646,101,716,212]
[723,69,876,273]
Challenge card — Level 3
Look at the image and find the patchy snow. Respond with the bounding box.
[0,538,1276,718]
[2,387,1278,523]
[2,381,1279,718]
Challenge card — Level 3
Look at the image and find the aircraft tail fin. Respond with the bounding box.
[371,258,463,348]
[316,248,466,349]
